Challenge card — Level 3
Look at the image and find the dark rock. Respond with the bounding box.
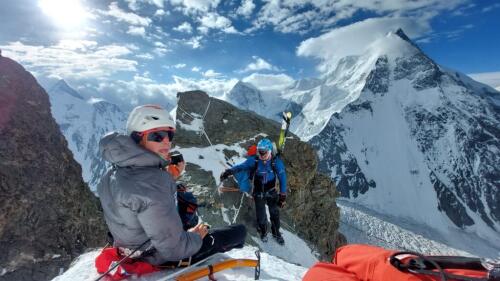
[364,56,390,94]
[430,172,474,227]
[175,90,343,259]
[0,57,107,281]
[310,116,375,199]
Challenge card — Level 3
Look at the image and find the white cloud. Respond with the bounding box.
[242,73,295,91]
[0,41,137,80]
[136,53,154,60]
[174,63,187,68]
[250,0,465,34]
[202,69,222,78]
[198,12,238,34]
[192,66,201,72]
[102,2,151,26]
[236,0,255,17]
[186,36,202,49]
[297,17,431,71]
[96,74,237,109]
[155,9,167,16]
[153,47,170,56]
[172,75,238,97]
[55,40,98,51]
[170,0,221,14]
[468,72,500,89]
[240,56,280,73]
[127,26,146,37]
[173,22,193,33]
[482,3,500,13]
[125,0,164,10]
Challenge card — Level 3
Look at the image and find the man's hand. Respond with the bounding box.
[188,223,209,239]
[278,193,286,208]
[219,169,233,181]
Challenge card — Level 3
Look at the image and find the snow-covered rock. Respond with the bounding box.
[48,80,127,192]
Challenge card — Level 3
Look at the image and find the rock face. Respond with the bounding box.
[0,57,107,281]
[175,90,343,258]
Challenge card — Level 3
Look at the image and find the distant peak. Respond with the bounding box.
[389,28,422,52]
[395,28,411,42]
[50,79,84,100]
[234,80,259,91]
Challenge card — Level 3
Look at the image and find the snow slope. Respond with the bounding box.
[338,200,500,259]
[52,246,308,281]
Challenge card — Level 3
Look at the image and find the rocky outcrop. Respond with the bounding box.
[0,57,107,281]
[175,90,343,258]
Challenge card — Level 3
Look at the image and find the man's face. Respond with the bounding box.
[140,127,175,160]
[258,149,271,161]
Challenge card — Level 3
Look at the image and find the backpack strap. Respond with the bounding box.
[252,155,278,176]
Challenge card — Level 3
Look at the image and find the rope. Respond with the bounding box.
[232,192,246,224]
[202,99,211,119]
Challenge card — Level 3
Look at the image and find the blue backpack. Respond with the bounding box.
[176,184,199,230]
[234,155,278,193]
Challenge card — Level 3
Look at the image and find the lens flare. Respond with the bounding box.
[38,0,88,29]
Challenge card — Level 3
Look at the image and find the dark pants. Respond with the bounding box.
[253,178,280,235]
[160,224,246,267]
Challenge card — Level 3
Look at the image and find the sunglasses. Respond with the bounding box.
[146,130,175,143]
[258,149,268,156]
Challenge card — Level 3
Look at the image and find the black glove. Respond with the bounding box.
[220,169,233,181]
[170,151,184,165]
[278,193,286,208]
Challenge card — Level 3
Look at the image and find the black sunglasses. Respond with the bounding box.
[258,149,268,156]
[147,130,174,143]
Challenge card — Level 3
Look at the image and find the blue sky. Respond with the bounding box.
[0,0,499,109]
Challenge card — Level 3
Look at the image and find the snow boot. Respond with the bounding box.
[271,225,284,245]
[258,224,268,242]
[272,232,284,245]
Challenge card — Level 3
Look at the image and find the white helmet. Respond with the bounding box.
[126,104,175,134]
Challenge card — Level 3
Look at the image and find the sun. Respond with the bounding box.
[38,0,88,29]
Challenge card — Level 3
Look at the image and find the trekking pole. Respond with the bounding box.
[95,239,150,281]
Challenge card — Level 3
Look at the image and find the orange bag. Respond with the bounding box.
[303,244,489,281]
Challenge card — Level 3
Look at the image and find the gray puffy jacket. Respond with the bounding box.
[97,132,202,265]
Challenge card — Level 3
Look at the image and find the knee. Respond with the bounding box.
[233,224,247,239]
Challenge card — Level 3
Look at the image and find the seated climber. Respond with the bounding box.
[96,104,246,268]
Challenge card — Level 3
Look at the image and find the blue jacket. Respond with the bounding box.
[230,155,287,194]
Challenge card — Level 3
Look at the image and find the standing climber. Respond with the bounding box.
[220,138,287,244]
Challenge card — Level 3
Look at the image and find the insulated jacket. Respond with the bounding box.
[97,132,202,265]
[230,155,287,193]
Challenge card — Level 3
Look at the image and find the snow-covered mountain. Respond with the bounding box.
[226,81,303,122]
[308,30,500,244]
[227,29,500,251]
[48,80,127,191]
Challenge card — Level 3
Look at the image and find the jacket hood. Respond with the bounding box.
[99,132,168,168]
